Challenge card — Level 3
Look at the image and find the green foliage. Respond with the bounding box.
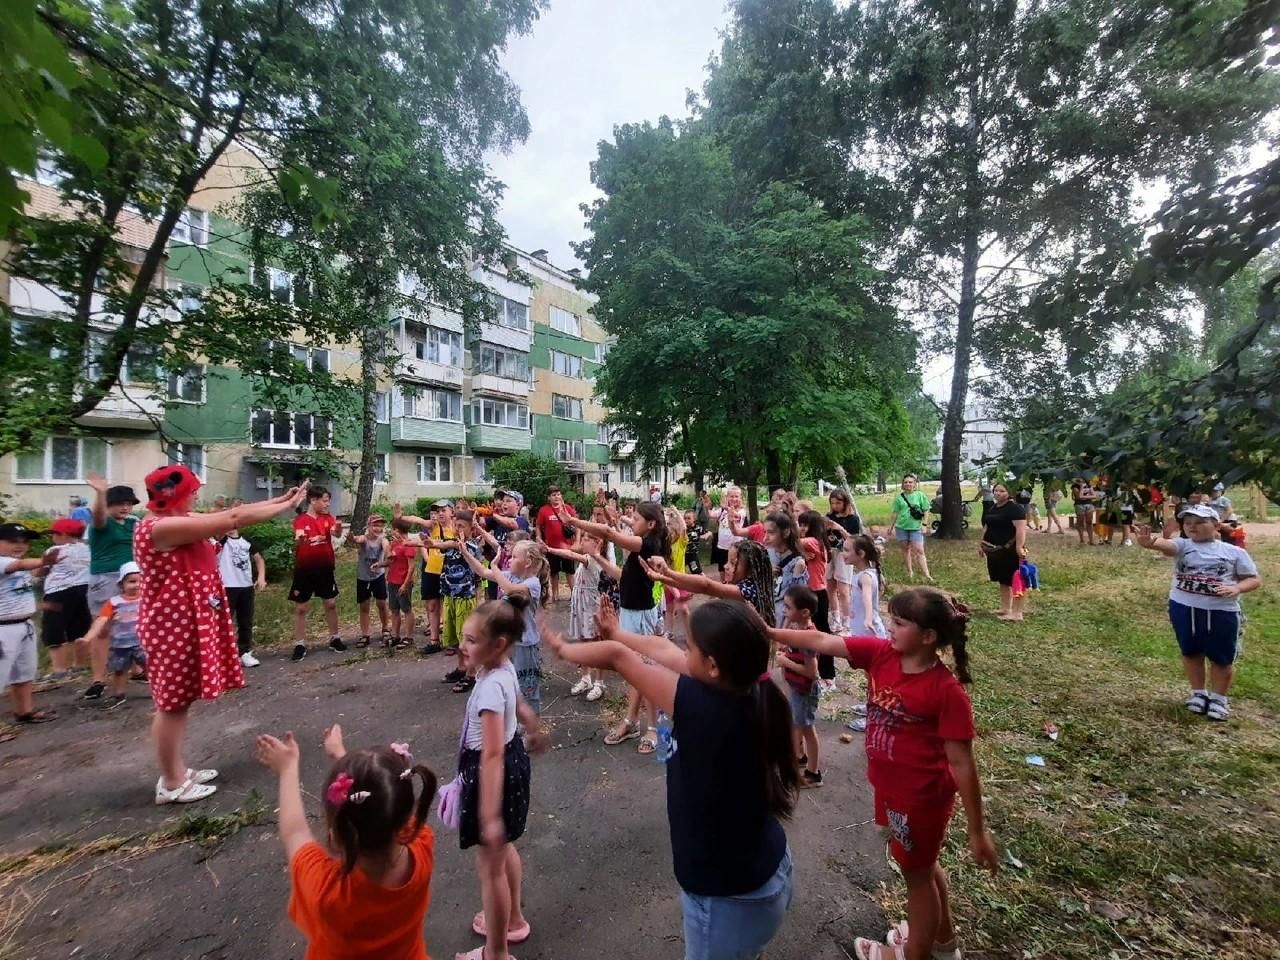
[484,453,567,515]
[240,520,296,582]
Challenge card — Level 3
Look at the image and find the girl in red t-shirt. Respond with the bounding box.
[768,587,998,960]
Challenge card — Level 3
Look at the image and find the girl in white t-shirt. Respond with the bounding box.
[453,596,549,960]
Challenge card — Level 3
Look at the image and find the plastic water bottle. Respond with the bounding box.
[655,709,675,764]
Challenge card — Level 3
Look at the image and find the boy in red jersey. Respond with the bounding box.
[290,487,346,662]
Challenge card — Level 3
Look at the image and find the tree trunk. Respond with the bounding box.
[350,304,380,533]
[876,467,886,494]
[765,447,783,493]
[742,438,760,522]
[785,454,800,492]
[681,418,704,494]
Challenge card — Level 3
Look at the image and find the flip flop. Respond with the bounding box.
[14,711,56,724]
[603,720,640,746]
[471,910,531,943]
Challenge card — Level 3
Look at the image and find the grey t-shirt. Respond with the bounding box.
[1169,537,1258,612]
[356,537,386,581]
[463,660,519,750]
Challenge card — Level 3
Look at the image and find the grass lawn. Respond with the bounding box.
[249,528,1279,959]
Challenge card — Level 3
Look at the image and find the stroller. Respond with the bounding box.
[929,495,971,533]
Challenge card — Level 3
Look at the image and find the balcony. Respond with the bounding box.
[468,424,532,453]
[76,387,164,430]
[394,356,464,388]
[471,372,530,398]
[392,417,466,449]
[478,321,532,353]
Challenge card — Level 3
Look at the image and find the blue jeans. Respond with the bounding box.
[680,848,793,960]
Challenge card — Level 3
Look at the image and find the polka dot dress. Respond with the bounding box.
[134,517,244,712]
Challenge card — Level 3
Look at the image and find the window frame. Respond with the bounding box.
[374,390,390,423]
[415,454,453,484]
[165,442,207,481]
[250,409,332,450]
[170,207,210,247]
[167,364,206,404]
[413,326,463,367]
[15,436,111,484]
[401,386,463,422]
[471,397,529,429]
[619,462,636,484]
[549,306,581,338]
[555,438,585,462]
[374,452,391,483]
[552,393,584,421]
[489,293,529,332]
[550,349,584,379]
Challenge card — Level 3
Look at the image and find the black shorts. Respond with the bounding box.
[42,584,92,647]
[549,553,574,577]
[356,575,387,604]
[458,736,531,850]
[985,548,1020,587]
[421,572,442,600]
[388,580,414,612]
[289,568,339,603]
[711,545,729,569]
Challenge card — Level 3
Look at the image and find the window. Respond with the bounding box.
[550,350,583,378]
[414,326,463,367]
[401,387,462,421]
[594,342,610,362]
[552,394,583,420]
[415,455,452,483]
[472,398,529,429]
[619,462,636,484]
[166,443,206,480]
[167,365,205,403]
[374,391,389,423]
[87,333,159,385]
[178,285,202,314]
[251,409,331,448]
[268,340,328,372]
[374,453,390,483]
[269,268,295,305]
[555,439,585,462]
[16,437,109,483]
[34,156,65,187]
[170,208,209,246]
[474,456,492,482]
[598,466,611,488]
[648,465,662,483]
[489,293,529,331]
[596,423,611,445]
[477,343,530,381]
[550,306,580,337]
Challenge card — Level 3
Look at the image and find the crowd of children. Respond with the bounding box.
[1,468,1266,960]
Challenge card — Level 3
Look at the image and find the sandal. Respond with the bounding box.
[1206,694,1231,722]
[637,729,658,755]
[452,676,476,693]
[1185,691,1210,715]
[355,636,372,649]
[853,937,903,960]
[886,920,962,960]
[155,777,217,805]
[14,711,56,724]
[603,719,640,746]
[455,948,513,960]
[471,910,531,943]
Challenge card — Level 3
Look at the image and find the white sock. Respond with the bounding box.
[1192,688,1208,697]
[1208,692,1228,703]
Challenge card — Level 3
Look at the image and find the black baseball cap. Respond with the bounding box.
[0,522,40,541]
[106,485,140,506]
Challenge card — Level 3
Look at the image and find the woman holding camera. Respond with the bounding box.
[888,474,934,582]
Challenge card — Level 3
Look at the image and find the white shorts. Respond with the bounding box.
[829,553,855,585]
[1,620,37,689]
[620,606,662,636]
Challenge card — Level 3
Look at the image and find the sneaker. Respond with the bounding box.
[240,652,261,668]
[107,694,128,710]
[155,777,217,805]
[801,769,824,788]
[419,641,443,656]
[570,676,593,696]
[82,681,106,700]
[442,668,466,684]
[291,644,307,663]
[1123,539,1134,546]
[328,636,348,653]
[586,681,605,702]
[846,717,867,732]
[851,703,868,715]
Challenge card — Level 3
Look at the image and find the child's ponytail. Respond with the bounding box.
[410,764,439,832]
[754,677,800,819]
[323,745,438,875]
[887,587,974,684]
[854,534,886,592]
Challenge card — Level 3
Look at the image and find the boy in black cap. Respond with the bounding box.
[83,473,140,699]
[0,523,59,726]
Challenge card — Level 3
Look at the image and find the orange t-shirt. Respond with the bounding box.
[287,825,435,960]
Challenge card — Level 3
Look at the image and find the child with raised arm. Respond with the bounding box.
[81,561,146,709]
[553,501,670,752]
[1,522,59,726]
[385,519,420,649]
[351,514,390,649]
[544,532,622,702]
[1136,505,1261,721]
[255,723,438,960]
[545,597,798,960]
[289,486,346,662]
[764,587,997,960]
[644,537,776,627]
[777,585,823,788]
[424,510,484,686]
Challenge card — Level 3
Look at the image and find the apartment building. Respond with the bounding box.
[2,156,685,513]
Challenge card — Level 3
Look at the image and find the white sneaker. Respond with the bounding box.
[1123,539,1133,546]
[570,675,593,696]
[586,681,605,702]
[155,777,217,805]
[240,652,261,668]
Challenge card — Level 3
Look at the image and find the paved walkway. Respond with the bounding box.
[0,605,889,960]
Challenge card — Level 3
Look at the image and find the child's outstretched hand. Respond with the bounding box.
[643,556,674,583]
[593,595,619,641]
[255,732,300,775]
[539,614,567,656]
[1135,524,1157,548]
[323,724,346,760]
[969,827,999,874]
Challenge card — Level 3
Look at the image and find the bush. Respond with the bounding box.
[241,519,296,582]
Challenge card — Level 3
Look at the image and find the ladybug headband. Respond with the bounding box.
[144,464,202,512]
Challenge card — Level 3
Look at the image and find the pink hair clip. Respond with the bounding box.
[391,741,414,779]
[327,772,370,806]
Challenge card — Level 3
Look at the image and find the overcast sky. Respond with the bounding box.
[488,0,731,271]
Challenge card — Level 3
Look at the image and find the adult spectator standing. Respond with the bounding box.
[980,482,1028,621]
[887,474,934,582]
[536,485,578,603]
[1043,483,1066,534]
[1070,478,1097,545]
[68,496,93,526]
[972,476,995,523]
[82,473,140,700]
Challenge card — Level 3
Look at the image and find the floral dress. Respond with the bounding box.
[134,516,244,712]
[568,554,602,641]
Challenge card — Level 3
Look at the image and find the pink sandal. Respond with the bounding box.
[471,911,531,944]
[853,938,903,960]
[455,948,515,960]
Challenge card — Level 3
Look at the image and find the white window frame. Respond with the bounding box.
[166,442,206,480]
[34,156,65,187]
[550,349,583,378]
[413,326,463,367]
[474,455,492,483]
[477,343,530,381]
[250,409,331,449]
[555,439,585,462]
[268,340,328,372]
[415,454,452,484]
[619,462,636,484]
[400,386,463,422]
[550,306,581,337]
[177,284,203,314]
[597,466,611,487]
[167,364,206,404]
[596,423,612,445]
[268,267,296,305]
[594,342,610,363]
[170,207,209,247]
[552,393,583,421]
[374,452,391,483]
[471,398,529,429]
[374,391,390,423]
[489,293,529,332]
[15,437,111,484]
[85,332,159,386]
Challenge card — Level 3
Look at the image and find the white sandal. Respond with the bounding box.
[1205,694,1230,722]
[188,767,219,785]
[155,777,217,805]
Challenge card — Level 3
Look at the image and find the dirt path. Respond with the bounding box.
[0,604,889,960]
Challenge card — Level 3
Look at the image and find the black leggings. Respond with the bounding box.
[814,588,836,679]
[225,586,255,654]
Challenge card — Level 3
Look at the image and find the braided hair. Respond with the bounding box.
[730,538,776,627]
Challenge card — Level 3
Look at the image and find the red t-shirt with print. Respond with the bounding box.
[293,513,337,574]
[386,542,419,586]
[535,503,577,549]
[843,635,975,803]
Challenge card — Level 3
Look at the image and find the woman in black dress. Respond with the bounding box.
[979,483,1028,621]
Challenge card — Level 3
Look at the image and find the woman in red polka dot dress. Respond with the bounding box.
[136,465,307,804]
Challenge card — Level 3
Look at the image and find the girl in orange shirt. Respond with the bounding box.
[255,724,438,960]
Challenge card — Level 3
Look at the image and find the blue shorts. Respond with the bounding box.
[620,606,661,635]
[107,645,147,675]
[788,686,819,728]
[1168,600,1241,667]
[680,848,793,960]
[894,527,925,545]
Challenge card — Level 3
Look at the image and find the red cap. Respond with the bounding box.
[50,517,86,536]
[144,464,202,513]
